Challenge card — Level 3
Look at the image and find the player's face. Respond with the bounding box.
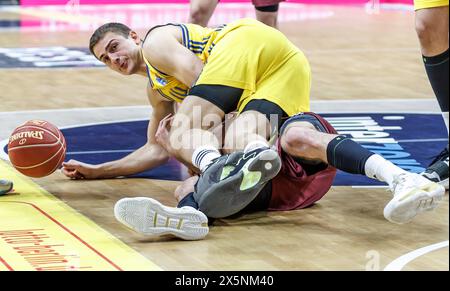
[93,31,141,75]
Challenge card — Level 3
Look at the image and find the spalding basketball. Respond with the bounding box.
[8,120,66,178]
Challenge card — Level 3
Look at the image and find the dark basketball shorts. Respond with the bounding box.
[242,112,338,213]
[252,0,285,9]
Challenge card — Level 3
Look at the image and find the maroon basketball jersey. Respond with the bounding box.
[268,113,337,211]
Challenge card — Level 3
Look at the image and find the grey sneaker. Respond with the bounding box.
[0,179,13,196]
[195,147,281,218]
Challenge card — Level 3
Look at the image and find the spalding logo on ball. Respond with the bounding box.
[8,120,66,178]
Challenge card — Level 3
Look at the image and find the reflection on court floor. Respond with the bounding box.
[0,2,334,31]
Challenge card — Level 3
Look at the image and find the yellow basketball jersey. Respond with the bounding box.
[142,19,310,116]
[414,0,448,10]
[142,23,228,103]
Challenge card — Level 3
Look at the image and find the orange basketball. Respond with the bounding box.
[8,120,66,178]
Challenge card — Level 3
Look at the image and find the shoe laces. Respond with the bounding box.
[390,172,411,194]
[198,153,241,183]
[200,155,224,173]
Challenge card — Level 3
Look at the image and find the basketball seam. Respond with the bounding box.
[12,143,65,170]
[49,145,66,175]
[8,143,61,150]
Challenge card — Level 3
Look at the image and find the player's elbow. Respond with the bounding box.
[193,62,204,80]
[180,62,203,87]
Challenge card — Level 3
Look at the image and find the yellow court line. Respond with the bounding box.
[0,160,161,271]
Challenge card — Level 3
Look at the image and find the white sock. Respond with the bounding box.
[244,140,269,153]
[191,146,221,172]
[442,112,449,135]
[364,154,406,188]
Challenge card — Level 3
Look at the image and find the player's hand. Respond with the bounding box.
[61,159,100,180]
[155,113,174,153]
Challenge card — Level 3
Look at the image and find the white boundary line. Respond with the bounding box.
[0,101,445,161]
[352,185,388,189]
[58,118,149,130]
[396,138,449,143]
[312,98,433,104]
[0,99,442,115]
[384,241,449,271]
[0,105,149,116]
[0,141,8,161]
[305,47,419,54]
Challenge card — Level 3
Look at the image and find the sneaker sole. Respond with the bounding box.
[114,197,209,240]
[438,177,449,190]
[197,149,282,218]
[384,183,445,224]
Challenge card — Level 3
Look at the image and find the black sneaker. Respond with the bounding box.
[194,147,281,218]
[421,145,449,190]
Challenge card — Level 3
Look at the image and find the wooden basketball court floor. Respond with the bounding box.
[0,3,448,270]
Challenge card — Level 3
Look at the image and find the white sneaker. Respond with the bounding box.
[114,197,209,240]
[384,173,445,224]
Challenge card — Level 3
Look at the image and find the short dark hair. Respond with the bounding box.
[89,23,131,58]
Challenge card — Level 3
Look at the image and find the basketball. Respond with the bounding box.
[7,120,66,178]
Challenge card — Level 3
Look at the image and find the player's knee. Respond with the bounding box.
[256,13,277,28]
[190,10,204,25]
[415,16,447,47]
[282,126,321,154]
[190,6,210,26]
[415,17,433,44]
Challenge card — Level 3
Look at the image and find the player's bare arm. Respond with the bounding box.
[62,87,174,179]
[142,25,204,87]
